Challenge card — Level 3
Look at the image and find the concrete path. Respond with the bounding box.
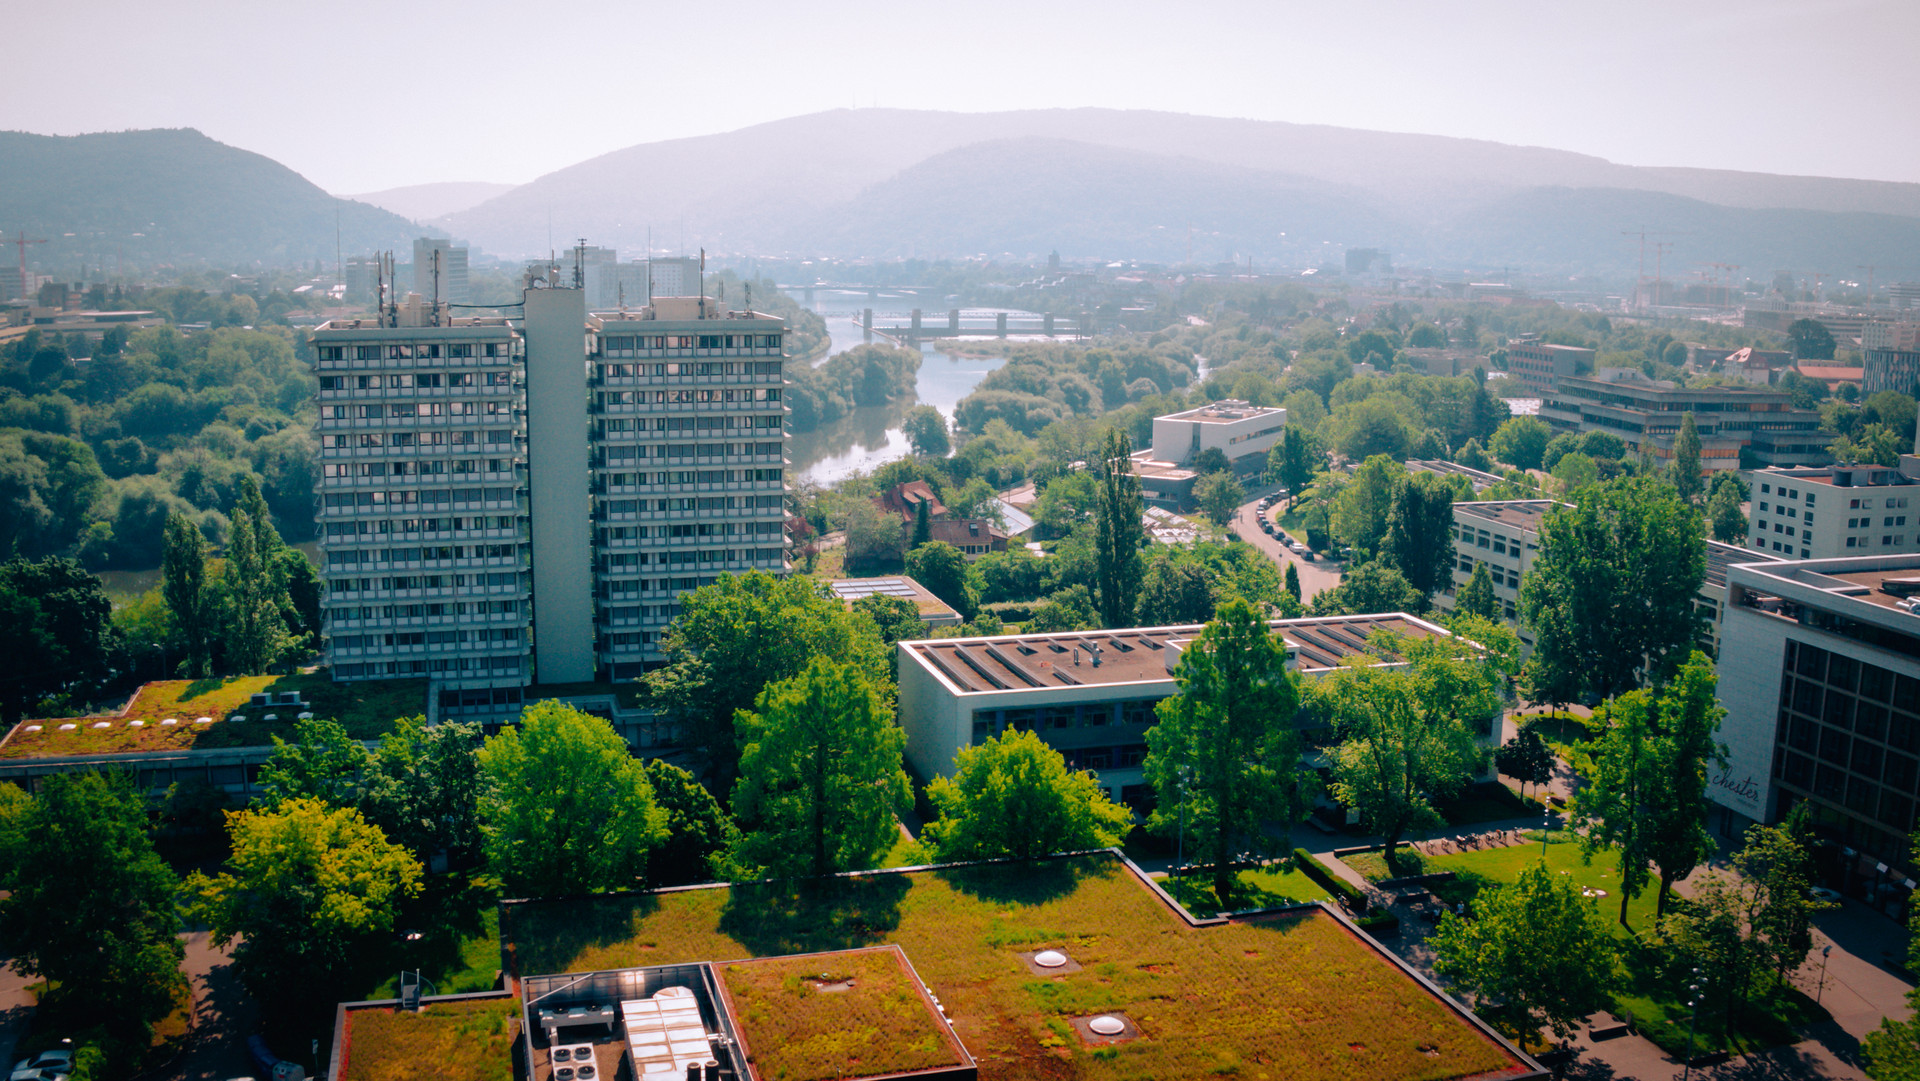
[0,958,35,1076]
[174,930,258,1081]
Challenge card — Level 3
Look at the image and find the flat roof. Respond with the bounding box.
[492,852,1541,1081]
[1728,556,1920,619]
[1157,399,1283,423]
[1454,500,1567,531]
[1408,460,1505,489]
[1706,539,1784,590]
[827,575,961,622]
[903,614,1443,695]
[1752,465,1918,490]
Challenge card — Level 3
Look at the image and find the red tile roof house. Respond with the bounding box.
[878,482,1010,558]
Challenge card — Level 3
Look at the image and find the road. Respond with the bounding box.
[1228,486,1344,603]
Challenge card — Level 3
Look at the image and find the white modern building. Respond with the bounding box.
[1148,400,1287,469]
[1435,500,1568,636]
[1716,556,1920,890]
[411,238,471,305]
[895,613,1457,807]
[1747,464,1920,561]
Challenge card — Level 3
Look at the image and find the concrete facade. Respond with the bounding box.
[1747,463,1920,561]
[1504,340,1592,394]
[1539,368,1829,471]
[1716,556,1920,865]
[1434,500,1566,644]
[524,285,597,684]
[411,238,471,305]
[311,316,532,693]
[1149,400,1287,468]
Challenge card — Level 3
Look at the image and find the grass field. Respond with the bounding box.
[1401,837,1827,1055]
[499,854,1521,1081]
[1157,864,1334,914]
[721,947,962,1081]
[339,998,518,1081]
[1,674,425,758]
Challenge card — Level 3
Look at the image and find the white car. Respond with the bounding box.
[1288,541,1307,554]
[10,1050,73,1081]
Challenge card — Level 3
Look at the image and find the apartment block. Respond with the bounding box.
[411,238,471,305]
[1539,368,1829,472]
[1747,464,1920,560]
[1717,557,1920,891]
[1504,339,1593,394]
[1434,500,1563,641]
[311,310,532,704]
[590,296,791,677]
[313,256,791,708]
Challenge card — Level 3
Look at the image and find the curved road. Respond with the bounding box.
[1227,485,1345,603]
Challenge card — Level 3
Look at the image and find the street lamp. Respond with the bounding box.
[1540,799,1552,858]
[1681,968,1703,1081]
[1817,944,1833,1006]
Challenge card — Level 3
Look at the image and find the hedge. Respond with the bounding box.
[1294,849,1367,913]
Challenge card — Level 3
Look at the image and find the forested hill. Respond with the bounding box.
[0,128,421,269]
[443,107,1920,274]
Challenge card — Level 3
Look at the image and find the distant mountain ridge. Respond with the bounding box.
[0,128,421,270]
[345,181,517,222]
[440,108,1920,274]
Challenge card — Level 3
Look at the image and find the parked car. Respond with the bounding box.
[11,1049,74,1081]
[1810,886,1842,904]
[1288,540,1306,555]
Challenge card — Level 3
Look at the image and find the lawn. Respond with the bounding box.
[1437,783,1544,827]
[339,998,519,1081]
[1410,837,1828,1056]
[1,675,425,758]
[500,853,1523,1081]
[365,878,503,1000]
[1157,864,1334,914]
[720,947,963,1081]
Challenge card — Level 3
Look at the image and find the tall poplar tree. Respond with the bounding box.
[1673,411,1704,505]
[1093,426,1145,628]
[162,513,208,676]
[1383,471,1456,596]
[1144,601,1307,906]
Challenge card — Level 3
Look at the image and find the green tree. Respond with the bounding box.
[1283,561,1301,603]
[1494,727,1554,800]
[0,773,185,1048]
[647,571,890,782]
[1431,862,1617,1040]
[362,717,486,868]
[162,512,208,676]
[1194,470,1245,527]
[905,541,979,621]
[923,728,1131,861]
[852,593,925,681]
[729,657,911,879]
[1267,426,1323,496]
[1788,317,1836,360]
[1027,584,1101,632]
[257,715,369,809]
[1323,630,1496,867]
[911,498,932,547]
[1383,471,1455,596]
[1136,552,1217,626]
[1308,560,1425,616]
[639,759,733,887]
[1673,411,1704,504]
[0,556,114,724]
[1708,478,1748,542]
[189,797,421,1014]
[1519,477,1706,705]
[1144,601,1308,906]
[1570,691,1659,926]
[1093,427,1145,627]
[1454,438,1492,472]
[1191,446,1231,476]
[222,506,288,674]
[901,405,950,457]
[1489,416,1553,472]
[1866,828,1920,1080]
[477,702,668,896]
[1332,454,1404,559]
[1456,561,1498,620]
[1641,655,1728,916]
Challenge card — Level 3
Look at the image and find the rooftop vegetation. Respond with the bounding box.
[1,674,424,759]
[720,947,962,1081]
[339,998,519,1081]
[503,854,1519,1081]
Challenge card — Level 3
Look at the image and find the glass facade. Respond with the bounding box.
[1772,639,1920,860]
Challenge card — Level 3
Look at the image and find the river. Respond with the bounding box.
[786,289,1044,485]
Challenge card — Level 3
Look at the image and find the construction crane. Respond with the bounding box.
[9,230,47,299]
[1620,228,1692,311]
[1857,265,1880,305]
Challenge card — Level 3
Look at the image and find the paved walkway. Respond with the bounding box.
[174,931,257,1081]
[1228,487,1344,602]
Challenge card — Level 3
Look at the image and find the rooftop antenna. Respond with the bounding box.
[699,247,706,317]
[334,208,342,295]
[573,239,586,290]
[431,247,442,325]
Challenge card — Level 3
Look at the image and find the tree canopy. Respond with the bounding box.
[1431,861,1617,1040]
[923,728,1131,862]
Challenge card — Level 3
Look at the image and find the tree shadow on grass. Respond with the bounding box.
[502,892,662,977]
[718,873,911,957]
[934,857,1090,908]
[180,676,236,701]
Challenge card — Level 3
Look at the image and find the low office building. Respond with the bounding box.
[1504,339,1594,394]
[1148,400,1287,470]
[827,575,962,628]
[1716,556,1920,900]
[1539,368,1829,472]
[1700,539,1786,656]
[1747,463,1920,560]
[1434,500,1567,635]
[896,614,1454,806]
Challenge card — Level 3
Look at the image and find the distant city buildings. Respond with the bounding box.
[1503,339,1593,394]
[1863,321,1920,395]
[412,238,471,305]
[1746,464,1920,560]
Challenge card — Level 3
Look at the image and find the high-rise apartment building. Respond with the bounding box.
[590,296,791,677]
[311,307,533,712]
[412,238,471,305]
[312,261,790,709]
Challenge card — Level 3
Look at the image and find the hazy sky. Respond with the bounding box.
[7,0,1918,194]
